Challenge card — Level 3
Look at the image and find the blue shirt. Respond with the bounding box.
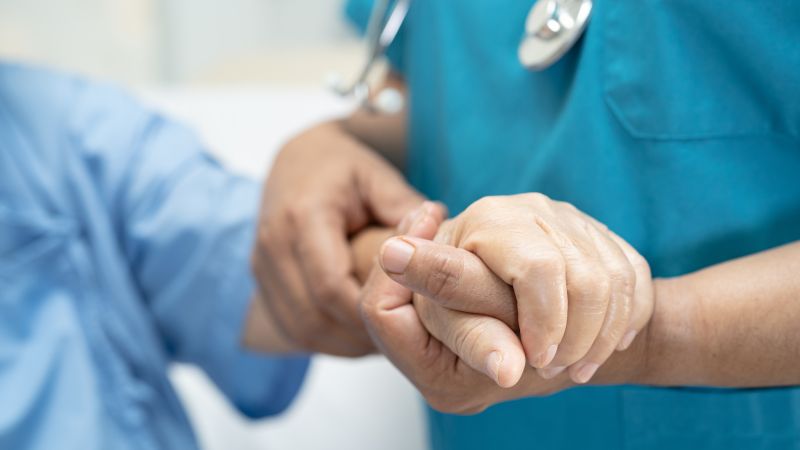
[347,0,800,448]
[0,63,309,450]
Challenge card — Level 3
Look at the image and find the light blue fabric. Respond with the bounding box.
[0,63,309,450]
[347,0,800,448]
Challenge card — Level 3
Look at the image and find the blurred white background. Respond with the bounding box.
[0,1,425,449]
[0,0,364,85]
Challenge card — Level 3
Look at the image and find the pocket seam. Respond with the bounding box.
[600,0,799,143]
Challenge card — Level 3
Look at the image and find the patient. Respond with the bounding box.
[0,62,310,450]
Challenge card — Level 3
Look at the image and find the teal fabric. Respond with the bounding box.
[347,0,800,448]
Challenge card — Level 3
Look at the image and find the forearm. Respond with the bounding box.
[595,241,800,388]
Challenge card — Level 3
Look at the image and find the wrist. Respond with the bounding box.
[590,277,702,386]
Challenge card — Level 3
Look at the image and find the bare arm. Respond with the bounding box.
[361,205,800,413]
[627,240,800,388]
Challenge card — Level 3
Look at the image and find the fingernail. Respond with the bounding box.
[380,238,415,274]
[573,362,600,384]
[618,330,637,351]
[538,366,566,380]
[486,351,503,385]
[535,344,558,368]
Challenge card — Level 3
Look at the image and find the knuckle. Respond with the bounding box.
[525,192,549,204]
[313,273,344,301]
[572,265,611,300]
[284,202,314,228]
[556,200,579,214]
[470,195,503,215]
[256,224,273,248]
[451,320,489,359]
[608,262,636,297]
[422,252,464,300]
[515,249,565,282]
[413,295,436,327]
[629,252,652,277]
[358,295,380,324]
[257,225,286,257]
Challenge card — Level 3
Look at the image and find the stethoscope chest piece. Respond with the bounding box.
[519,0,593,70]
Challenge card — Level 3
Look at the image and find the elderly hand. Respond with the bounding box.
[361,200,652,414]
[360,204,577,414]
[379,193,654,384]
[251,122,424,356]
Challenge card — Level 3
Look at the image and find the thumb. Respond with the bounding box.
[357,162,426,226]
[415,295,526,388]
[358,200,443,378]
[379,236,518,328]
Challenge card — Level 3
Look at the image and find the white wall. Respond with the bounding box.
[0,0,363,85]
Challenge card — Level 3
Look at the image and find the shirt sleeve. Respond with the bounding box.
[68,79,310,419]
[345,0,407,73]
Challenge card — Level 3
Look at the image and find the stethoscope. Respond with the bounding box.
[329,0,593,114]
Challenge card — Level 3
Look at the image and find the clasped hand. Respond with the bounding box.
[250,124,655,412]
[359,194,654,413]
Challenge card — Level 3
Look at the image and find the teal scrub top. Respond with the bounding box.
[346,0,800,448]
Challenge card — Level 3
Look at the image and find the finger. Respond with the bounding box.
[379,236,518,327]
[398,201,448,235]
[567,223,635,384]
[359,267,428,367]
[253,224,310,341]
[606,230,654,348]
[581,215,654,350]
[351,227,395,284]
[359,205,443,379]
[294,209,362,325]
[255,224,373,355]
[356,160,427,227]
[414,295,526,388]
[541,234,611,376]
[462,226,567,369]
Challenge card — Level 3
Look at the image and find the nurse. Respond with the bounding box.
[259,0,800,448]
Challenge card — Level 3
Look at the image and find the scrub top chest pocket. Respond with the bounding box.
[601,0,800,141]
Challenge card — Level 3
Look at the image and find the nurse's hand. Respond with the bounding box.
[360,207,574,414]
[252,121,424,356]
[380,193,654,384]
